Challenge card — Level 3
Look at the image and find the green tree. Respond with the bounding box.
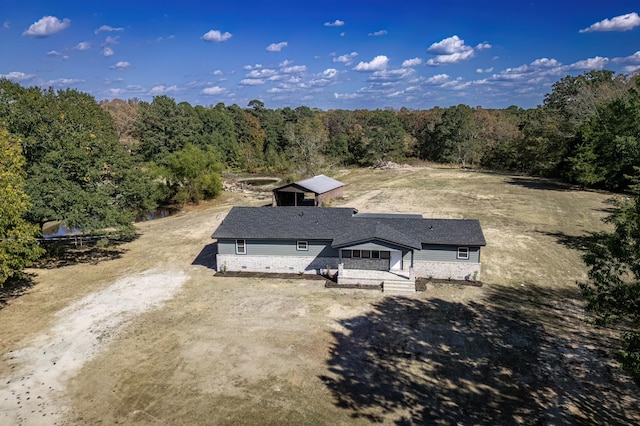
[0,128,44,286]
[158,144,223,205]
[136,95,196,161]
[0,81,158,234]
[569,89,640,190]
[428,105,480,166]
[579,170,640,384]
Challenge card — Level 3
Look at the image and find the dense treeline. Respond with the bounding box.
[98,70,640,191]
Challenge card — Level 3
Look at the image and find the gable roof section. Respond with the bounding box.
[212,206,486,247]
[212,206,355,240]
[332,222,422,249]
[273,174,344,195]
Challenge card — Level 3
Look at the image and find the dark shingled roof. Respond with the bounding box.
[212,206,486,247]
[211,207,356,240]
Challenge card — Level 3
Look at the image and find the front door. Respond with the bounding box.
[390,251,402,270]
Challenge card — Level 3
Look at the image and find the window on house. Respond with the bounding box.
[342,250,352,258]
[236,239,246,254]
[371,250,380,259]
[297,241,308,251]
[457,247,469,260]
[380,251,390,259]
[362,250,371,258]
[352,250,361,258]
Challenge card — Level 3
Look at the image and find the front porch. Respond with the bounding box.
[337,264,416,293]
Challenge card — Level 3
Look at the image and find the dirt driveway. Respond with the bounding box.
[0,168,638,425]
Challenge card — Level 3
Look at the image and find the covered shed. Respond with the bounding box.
[272,174,344,206]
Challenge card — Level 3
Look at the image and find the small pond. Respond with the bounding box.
[135,206,181,222]
[238,177,281,186]
[41,207,181,238]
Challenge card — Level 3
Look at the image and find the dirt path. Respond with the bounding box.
[0,270,188,425]
[0,168,638,425]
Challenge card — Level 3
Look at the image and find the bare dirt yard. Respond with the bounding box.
[1,166,638,425]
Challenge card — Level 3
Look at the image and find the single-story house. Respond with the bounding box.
[212,206,486,291]
[272,174,344,206]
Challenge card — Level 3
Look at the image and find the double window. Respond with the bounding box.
[297,241,308,251]
[236,239,246,254]
[457,247,469,260]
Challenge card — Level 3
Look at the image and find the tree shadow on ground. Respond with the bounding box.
[536,230,601,252]
[506,176,575,191]
[35,234,138,269]
[0,274,37,310]
[320,284,639,424]
[192,243,218,270]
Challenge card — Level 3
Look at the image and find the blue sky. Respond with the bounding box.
[1,1,639,110]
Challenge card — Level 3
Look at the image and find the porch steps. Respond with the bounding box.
[337,269,416,293]
[383,279,416,293]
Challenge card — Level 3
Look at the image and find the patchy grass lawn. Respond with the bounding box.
[0,167,638,425]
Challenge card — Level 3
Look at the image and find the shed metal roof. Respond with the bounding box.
[212,206,486,247]
[273,174,344,195]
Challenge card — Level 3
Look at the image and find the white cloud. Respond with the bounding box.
[104,78,124,84]
[426,35,475,65]
[569,56,609,70]
[424,74,450,84]
[239,78,265,86]
[47,78,84,87]
[266,41,287,52]
[334,93,360,100]
[530,58,561,67]
[476,42,492,50]
[333,51,358,65]
[0,71,35,81]
[246,68,276,78]
[369,68,415,82]
[322,68,338,78]
[489,58,564,83]
[23,16,70,37]
[623,65,640,73]
[102,47,114,57]
[149,85,179,95]
[104,36,119,45]
[106,88,126,96]
[282,65,306,73]
[612,50,640,65]
[476,67,494,73]
[74,42,92,50]
[369,30,388,36]
[95,25,124,34]
[243,64,262,70]
[201,86,225,95]
[3,21,9,29]
[46,50,60,56]
[111,61,131,70]
[353,55,389,72]
[324,20,345,27]
[201,29,232,42]
[402,57,423,67]
[427,35,467,55]
[579,12,640,33]
[212,70,223,76]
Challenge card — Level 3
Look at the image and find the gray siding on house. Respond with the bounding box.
[412,245,480,263]
[216,239,338,257]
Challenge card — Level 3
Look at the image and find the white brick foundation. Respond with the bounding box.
[217,254,339,275]
[413,261,481,281]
